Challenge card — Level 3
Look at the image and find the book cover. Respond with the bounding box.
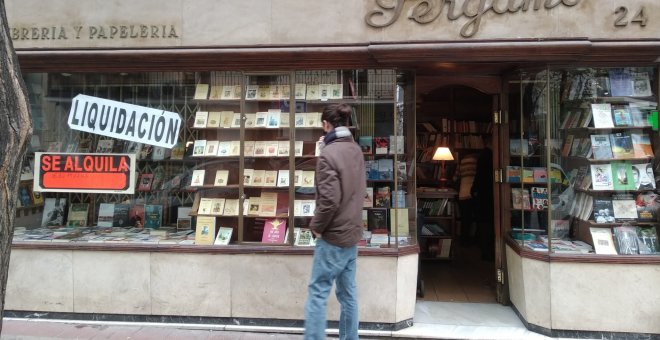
[266,110,281,128]
[590,164,614,190]
[263,170,278,187]
[569,137,582,156]
[612,193,638,222]
[635,192,659,222]
[277,141,290,157]
[294,112,306,127]
[222,199,239,216]
[216,141,231,157]
[277,169,290,187]
[244,113,256,128]
[374,137,389,154]
[144,204,163,229]
[295,83,307,100]
[630,103,651,127]
[637,227,660,254]
[306,84,320,100]
[258,192,278,217]
[219,111,234,128]
[294,141,304,157]
[192,139,206,156]
[113,204,130,228]
[243,168,254,186]
[298,199,315,217]
[522,167,534,183]
[138,173,154,191]
[632,162,656,190]
[575,138,592,158]
[561,135,574,157]
[214,227,233,245]
[367,208,389,233]
[190,169,205,186]
[208,85,223,100]
[611,162,635,191]
[613,226,639,254]
[67,203,89,227]
[151,146,171,161]
[551,220,570,239]
[195,215,216,245]
[388,135,404,155]
[264,141,279,157]
[631,72,653,97]
[389,208,409,237]
[193,111,209,128]
[96,202,114,228]
[254,112,267,127]
[374,186,391,208]
[253,141,266,157]
[359,136,373,154]
[245,85,258,100]
[294,228,315,246]
[608,68,633,97]
[129,204,145,228]
[301,170,315,187]
[377,158,394,180]
[251,169,265,186]
[530,187,548,210]
[511,188,530,210]
[630,133,653,158]
[206,111,221,128]
[593,198,615,223]
[590,103,614,128]
[193,83,209,100]
[507,166,522,183]
[306,112,320,128]
[231,113,242,128]
[609,133,634,159]
[533,167,548,183]
[363,187,374,208]
[262,218,287,244]
[214,170,229,186]
[221,85,236,100]
[210,198,226,216]
[95,139,115,153]
[590,227,618,255]
[176,207,192,230]
[611,104,633,127]
[590,134,613,160]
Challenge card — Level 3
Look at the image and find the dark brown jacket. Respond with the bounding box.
[310,135,366,247]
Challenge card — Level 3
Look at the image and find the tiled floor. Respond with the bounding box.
[418,244,497,303]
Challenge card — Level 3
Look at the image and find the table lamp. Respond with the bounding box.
[432,146,454,187]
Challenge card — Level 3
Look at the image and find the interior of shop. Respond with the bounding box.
[415,82,498,303]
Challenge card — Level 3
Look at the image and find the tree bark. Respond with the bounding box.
[0,0,33,333]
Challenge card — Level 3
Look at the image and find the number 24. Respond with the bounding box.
[615,6,648,27]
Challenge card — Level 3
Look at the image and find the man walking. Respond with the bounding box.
[304,103,366,340]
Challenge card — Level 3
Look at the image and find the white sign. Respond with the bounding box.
[67,94,182,149]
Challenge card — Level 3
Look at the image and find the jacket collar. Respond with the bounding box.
[323,126,352,146]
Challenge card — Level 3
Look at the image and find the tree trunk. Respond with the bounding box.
[0,0,33,333]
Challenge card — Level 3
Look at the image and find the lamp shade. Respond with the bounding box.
[432,147,454,161]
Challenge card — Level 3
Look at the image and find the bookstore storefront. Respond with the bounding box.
[6,0,660,336]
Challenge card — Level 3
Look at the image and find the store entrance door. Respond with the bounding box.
[415,77,506,305]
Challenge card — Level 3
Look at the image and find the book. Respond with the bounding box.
[113,204,130,228]
[264,141,279,157]
[294,228,315,246]
[294,113,306,127]
[244,113,256,128]
[367,208,389,233]
[97,203,114,228]
[95,139,114,153]
[590,134,613,160]
[176,207,192,230]
[192,139,206,156]
[262,218,287,244]
[611,162,635,191]
[193,83,209,100]
[294,141,303,157]
[374,137,389,154]
[609,133,634,159]
[374,186,391,208]
[195,216,216,245]
[511,188,531,210]
[193,111,209,128]
[206,111,221,128]
[254,112,267,127]
[363,187,374,208]
[216,141,230,157]
[221,85,236,100]
[389,135,404,154]
[66,203,89,227]
[306,84,320,100]
[263,170,278,187]
[301,170,315,188]
[222,199,239,216]
[151,146,170,161]
[613,226,640,254]
[294,84,307,100]
[258,192,278,217]
[190,169,205,186]
[530,187,548,210]
[637,227,660,254]
[635,192,659,222]
[389,208,409,237]
[631,71,653,97]
[214,170,229,186]
[561,135,574,157]
[277,141,290,157]
[231,113,242,128]
[590,164,613,190]
[608,68,633,97]
[630,133,653,158]
[245,85,258,100]
[266,110,281,128]
[507,166,522,183]
[128,204,145,228]
[137,173,154,191]
[219,111,234,128]
[144,204,163,229]
[243,168,254,186]
[611,104,633,127]
[533,167,548,183]
[277,170,290,187]
[632,162,656,190]
[612,193,638,222]
[359,136,373,154]
[251,169,265,186]
[593,198,615,223]
[590,103,614,128]
[214,227,233,245]
[630,103,651,127]
[550,220,570,239]
[210,198,226,216]
[590,227,618,255]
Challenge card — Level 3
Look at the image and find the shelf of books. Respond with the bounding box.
[15,69,415,249]
[507,66,660,256]
[417,190,456,260]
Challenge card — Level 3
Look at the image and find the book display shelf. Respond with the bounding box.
[506,66,660,256]
[14,70,416,248]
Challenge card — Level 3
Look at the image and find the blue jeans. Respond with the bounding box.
[304,239,359,340]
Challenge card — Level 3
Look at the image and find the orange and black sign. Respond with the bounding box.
[34,153,136,194]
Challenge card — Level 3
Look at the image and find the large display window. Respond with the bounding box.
[14,70,417,249]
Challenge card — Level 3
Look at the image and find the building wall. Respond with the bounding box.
[6,0,660,49]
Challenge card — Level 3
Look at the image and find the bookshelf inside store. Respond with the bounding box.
[16,69,416,248]
[506,67,660,256]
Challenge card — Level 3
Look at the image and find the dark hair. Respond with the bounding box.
[322,103,352,128]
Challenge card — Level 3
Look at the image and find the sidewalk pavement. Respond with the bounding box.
[0,301,565,339]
